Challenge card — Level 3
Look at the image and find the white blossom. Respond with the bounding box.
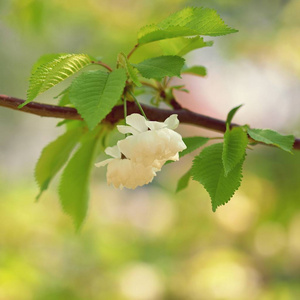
[95,114,186,189]
[117,114,186,168]
[95,145,157,189]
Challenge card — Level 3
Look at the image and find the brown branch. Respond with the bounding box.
[0,95,82,120]
[0,94,299,150]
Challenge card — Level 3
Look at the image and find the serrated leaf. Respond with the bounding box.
[247,128,294,153]
[160,36,213,56]
[133,56,185,80]
[69,69,127,130]
[222,127,248,176]
[31,53,66,74]
[191,143,245,211]
[182,66,207,77]
[176,169,192,193]
[59,130,101,230]
[138,7,238,45]
[35,126,82,200]
[181,136,209,158]
[226,104,243,127]
[118,52,141,87]
[20,54,92,108]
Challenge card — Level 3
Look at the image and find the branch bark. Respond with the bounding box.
[1,94,299,150]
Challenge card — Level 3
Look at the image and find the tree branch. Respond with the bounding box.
[1,94,299,150]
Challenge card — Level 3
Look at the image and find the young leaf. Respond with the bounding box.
[160,36,213,56]
[180,136,209,158]
[55,88,71,106]
[247,128,294,153]
[69,69,127,130]
[222,127,248,176]
[59,131,101,230]
[35,126,83,200]
[118,52,141,87]
[31,53,66,74]
[191,143,245,211]
[182,66,207,77]
[58,92,71,107]
[226,104,243,127]
[176,169,192,193]
[20,54,92,108]
[133,56,185,80]
[138,7,238,45]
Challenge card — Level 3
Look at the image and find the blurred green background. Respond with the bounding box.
[0,0,300,299]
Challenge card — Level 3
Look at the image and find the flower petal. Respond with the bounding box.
[117,125,140,135]
[105,145,121,158]
[145,120,167,131]
[118,128,186,168]
[126,113,148,132]
[164,114,179,130]
[168,153,179,161]
[95,158,114,167]
[106,159,157,189]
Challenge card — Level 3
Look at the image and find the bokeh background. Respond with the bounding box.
[0,0,300,299]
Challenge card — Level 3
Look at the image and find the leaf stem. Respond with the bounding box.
[128,91,148,120]
[123,97,127,120]
[91,61,113,72]
[163,77,169,88]
[127,44,139,60]
[123,97,130,137]
[140,80,159,90]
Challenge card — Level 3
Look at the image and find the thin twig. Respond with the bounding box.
[127,44,139,60]
[129,91,148,119]
[91,61,113,72]
[140,81,158,89]
[0,94,299,150]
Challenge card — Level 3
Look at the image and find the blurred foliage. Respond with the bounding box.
[0,150,300,299]
[0,0,300,299]
[189,0,300,75]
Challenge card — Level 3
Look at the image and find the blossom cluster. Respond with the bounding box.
[96,114,186,189]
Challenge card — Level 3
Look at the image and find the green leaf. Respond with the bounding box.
[226,104,243,127]
[191,143,245,211]
[58,92,71,107]
[31,53,66,74]
[54,88,71,106]
[35,126,83,200]
[182,66,207,77]
[138,7,238,45]
[59,130,101,230]
[118,52,141,87]
[20,54,92,108]
[222,127,248,176]
[181,136,209,158]
[160,36,213,56]
[176,169,192,193]
[247,128,294,153]
[69,69,127,130]
[133,56,185,80]
[169,85,189,93]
